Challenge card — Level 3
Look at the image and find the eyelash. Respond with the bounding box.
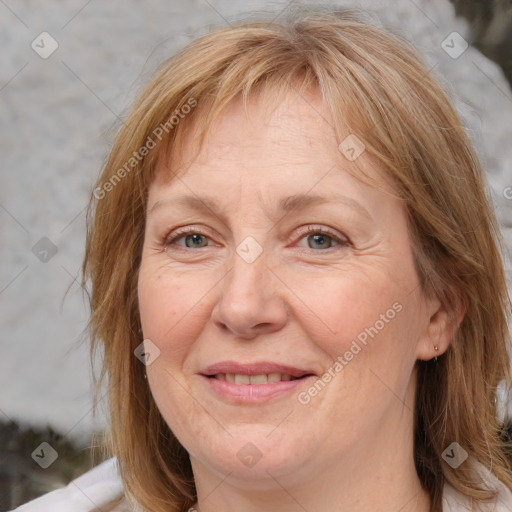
[163,225,350,251]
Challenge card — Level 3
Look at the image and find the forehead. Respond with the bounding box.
[149,86,395,204]
[168,87,330,171]
[145,88,405,240]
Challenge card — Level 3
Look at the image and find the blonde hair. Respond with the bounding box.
[82,6,512,512]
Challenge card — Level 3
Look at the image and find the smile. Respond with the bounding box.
[210,373,304,384]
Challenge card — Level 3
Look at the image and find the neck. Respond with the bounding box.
[191,467,430,512]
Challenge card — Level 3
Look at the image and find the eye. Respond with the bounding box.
[296,227,349,250]
[164,227,213,249]
[162,226,349,252]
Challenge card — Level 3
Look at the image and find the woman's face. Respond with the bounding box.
[138,90,442,488]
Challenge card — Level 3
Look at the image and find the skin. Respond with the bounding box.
[137,88,456,512]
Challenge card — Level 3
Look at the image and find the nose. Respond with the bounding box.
[210,250,288,340]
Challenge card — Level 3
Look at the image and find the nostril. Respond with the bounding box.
[255,322,272,329]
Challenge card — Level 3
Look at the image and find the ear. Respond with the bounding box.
[416,290,465,361]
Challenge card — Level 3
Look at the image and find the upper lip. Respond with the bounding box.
[201,361,315,378]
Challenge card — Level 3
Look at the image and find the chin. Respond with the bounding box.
[189,428,314,484]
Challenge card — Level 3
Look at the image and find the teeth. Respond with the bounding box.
[235,374,250,385]
[215,373,300,384]
[250,374,268,385]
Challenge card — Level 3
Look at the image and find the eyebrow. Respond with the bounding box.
[148,193,372,221]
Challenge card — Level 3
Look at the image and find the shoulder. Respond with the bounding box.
[9,457,131,512]
[443,473,512,511]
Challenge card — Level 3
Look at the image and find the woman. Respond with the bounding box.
[12,6,512,512]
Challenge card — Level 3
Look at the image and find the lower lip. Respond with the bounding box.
[201,375,314,403]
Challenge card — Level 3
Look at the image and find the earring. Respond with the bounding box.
[434,345,439,362]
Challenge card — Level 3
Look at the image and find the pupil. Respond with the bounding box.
[309,233,330,249]
[186,234,205,248]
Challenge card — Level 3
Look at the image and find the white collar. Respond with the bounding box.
[443,473,512,511]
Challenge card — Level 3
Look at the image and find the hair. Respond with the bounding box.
[82,5,512,512]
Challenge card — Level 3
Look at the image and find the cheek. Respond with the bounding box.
[138,263,210,359]
[291,273,419,426]
[138,265,215,443]
[146,366,211,459]
[289,264,421,399]
[287,268,403,351]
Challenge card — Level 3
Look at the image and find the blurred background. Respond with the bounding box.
[1,0,511,510]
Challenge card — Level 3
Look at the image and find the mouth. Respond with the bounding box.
[206,373,312,384]
[199,361,316,402]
